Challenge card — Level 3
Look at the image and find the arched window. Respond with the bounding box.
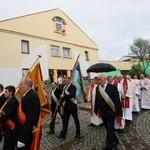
[52,16,67,34]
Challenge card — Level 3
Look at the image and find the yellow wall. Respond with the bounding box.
[100,60,138,70]
[0,8,99,85]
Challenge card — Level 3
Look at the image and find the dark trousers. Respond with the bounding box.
[102,115,119,149]
[50,108,63,132]
[3,129,15,150]
[60,109,80,138]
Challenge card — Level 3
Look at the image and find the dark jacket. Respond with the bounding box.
[62,84,77,111]
[0,96,19,130]
[51,88,62,112]
[14,89,40,146]
[94,83,122,118]
[0,93,7,109]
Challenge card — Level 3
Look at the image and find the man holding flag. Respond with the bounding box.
[58,77,80,140]
[14,77,41,150]
[94,74,122,150]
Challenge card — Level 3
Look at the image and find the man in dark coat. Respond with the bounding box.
[0,85,19,150]
[0,84,7,108]
[0,84,7,141]
[14,77,41,150]
[47,82,63,135]
[94,74,122,150]
[58,77,80,139]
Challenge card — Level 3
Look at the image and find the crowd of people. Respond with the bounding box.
[87,73,150,149]
[0,77,41,150]
[0,73,149,150]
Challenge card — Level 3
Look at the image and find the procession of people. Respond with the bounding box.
[0,72,150,150]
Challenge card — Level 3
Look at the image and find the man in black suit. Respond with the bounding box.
[47,82,63,135]
[14,77,41,150]
[0,84,7,108]
[94,74,122,150]
[0,84,7,141]
[58,77,80,139]
[0,85,19,150]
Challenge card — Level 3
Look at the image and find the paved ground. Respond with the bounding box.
[0,103,150,150]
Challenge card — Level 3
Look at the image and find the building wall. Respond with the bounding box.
[0,9,99,87]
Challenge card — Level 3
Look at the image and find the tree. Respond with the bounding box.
[129,37,150,74]
[127,63,144,78]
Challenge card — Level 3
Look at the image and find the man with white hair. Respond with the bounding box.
[95,74,122,150]
[126,75,140,113]
[116,74,133,125]
[87,77,103,126]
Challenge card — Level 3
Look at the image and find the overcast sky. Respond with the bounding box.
[0,0,150,60]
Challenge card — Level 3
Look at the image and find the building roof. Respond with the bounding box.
[0,8,98,50]
[118,55,138,61]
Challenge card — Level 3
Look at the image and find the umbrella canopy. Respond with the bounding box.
[87,63,116,73]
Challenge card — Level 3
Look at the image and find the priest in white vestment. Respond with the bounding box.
[116,74,133,123]
[107,76,125,132]
[131,79,140,112]
[139,74,150,109]
[88,77,103,126]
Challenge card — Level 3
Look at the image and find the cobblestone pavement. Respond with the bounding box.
[0,105,150,150]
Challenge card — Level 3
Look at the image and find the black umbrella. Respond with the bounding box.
[87,63,116,73]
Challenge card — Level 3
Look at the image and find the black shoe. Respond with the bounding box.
[47,131,54,135]
[57,135,66,140]
[88,123,95,127]
[112,141,119,148]
[99,123,104,126]
[120,129,125,133]
[74,133,81,139]
[101,147,112,150]
[126,120,132,125]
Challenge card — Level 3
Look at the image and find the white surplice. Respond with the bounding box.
[112,82,125,129]
[120,79,133,121]
[139,78,150,109]
[88,84,103,125]
[131,80,140,112]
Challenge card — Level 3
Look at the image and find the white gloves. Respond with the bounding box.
[17,141,25,148]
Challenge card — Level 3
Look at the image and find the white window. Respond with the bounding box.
[22,68,29,77]
[52,16,67,34]
[56,17,62,31]
[63,48,71,58]
[21,40,29,53]
[51,46,60,57]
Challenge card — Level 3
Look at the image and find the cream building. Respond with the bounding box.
[0,8,99,86]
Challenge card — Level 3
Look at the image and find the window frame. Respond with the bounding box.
[22,68,29,77]
[21,40,29,54]
[51,45,61,57]
[63,47,71,58]
[85,51,89,61]
[52,16,66,34]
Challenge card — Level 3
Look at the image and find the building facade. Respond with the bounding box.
[0,8,99,86]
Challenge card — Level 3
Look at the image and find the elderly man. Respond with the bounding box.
[87,77,103,126]
[14,77,41,150]
[139,74,150,109]
[116,74,133,125]
[95,74,122,150]
[126,75,140,113]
